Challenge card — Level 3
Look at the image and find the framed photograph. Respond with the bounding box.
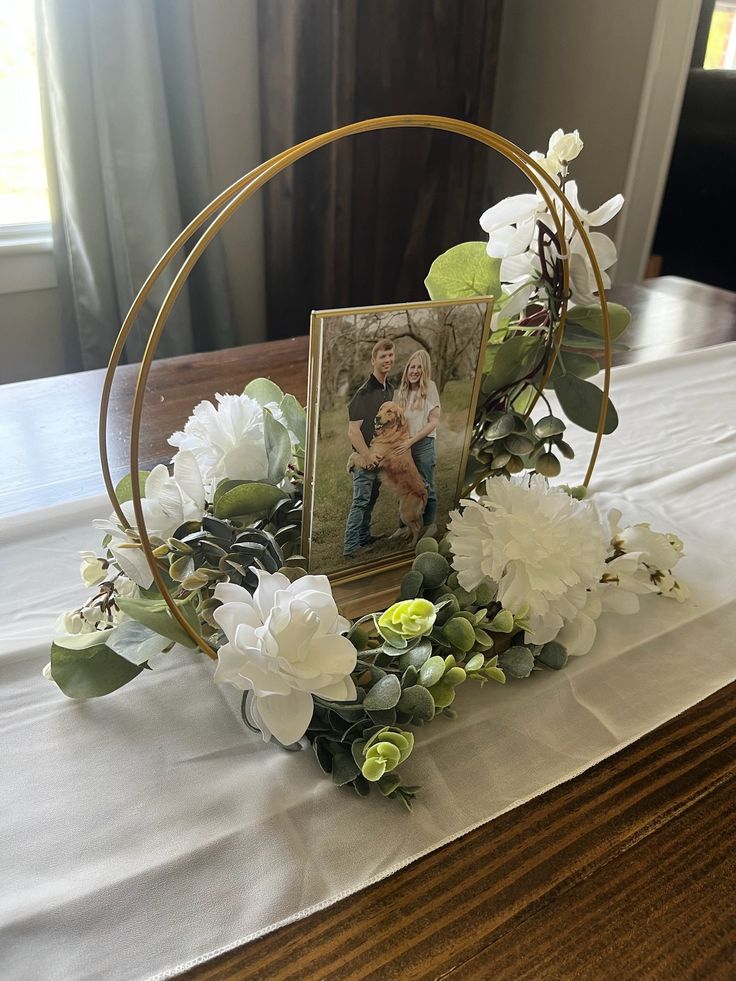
[302,296,494,583]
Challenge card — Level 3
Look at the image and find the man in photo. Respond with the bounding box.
[343,339,395,559]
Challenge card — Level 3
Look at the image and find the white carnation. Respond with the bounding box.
[448,475,607,646]
[169,393,269,494]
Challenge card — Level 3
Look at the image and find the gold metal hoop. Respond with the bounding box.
[101,115,612,658]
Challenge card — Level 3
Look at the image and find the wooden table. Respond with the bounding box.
[3,276,735,978]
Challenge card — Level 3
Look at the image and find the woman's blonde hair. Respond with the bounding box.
[396,349,432,410]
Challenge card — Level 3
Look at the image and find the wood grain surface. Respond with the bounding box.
[179,682,735,980]
[2,276,735,977]
[3,276,736,520]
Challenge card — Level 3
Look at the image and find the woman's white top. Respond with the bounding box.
[403,380,440,438]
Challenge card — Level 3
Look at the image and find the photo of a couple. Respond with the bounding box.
[344,341,439,559]
[304,298,492,580]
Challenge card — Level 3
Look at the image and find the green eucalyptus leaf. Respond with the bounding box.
[350,738,367,768]
[362,674,402,711]
[106,620,170,663]
[397,684,435,722]
[214,482,287,520]
[554,372,619,434]
[483,335,544,394]
[115,471,150,505]
[537,640,568,670]
[52,628,115,651]
[549,353,600,382]
[483,413,515,442]
[504,434,535,456]
[213,479,246,506]
[425,242,501,300]
[362,757,386,782]
[535,451,561,477]
[397,639,433,671]
[243,377,284,406]
[427,681,456,708]
[279,394,307,447]
[418,655,446,688]
[533,415,566,439]
[50,641,147,699]
[263,408,291,484]
[567,302,631,339]
[115,596,201,648]
[560,323,629,352]
[498,645,535,679]
[330,752,361,786]
[377,772,402,797]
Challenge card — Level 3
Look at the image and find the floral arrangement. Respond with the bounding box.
[47,130,688,808]
[427,128,630,487]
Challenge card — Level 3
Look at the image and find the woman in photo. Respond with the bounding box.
[395,349,440,533]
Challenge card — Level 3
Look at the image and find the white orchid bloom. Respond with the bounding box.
[479,126,625,309]
[80,551,107,587]
[530,149,562,180]
[608,510,684,571]
[548,128,584,164]
[480,194,540,261]
[605,510,688,605]
[54,609,98,637]
[93,452,205,589]
[213,571,357,746]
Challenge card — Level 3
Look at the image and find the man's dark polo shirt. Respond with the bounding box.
[348,374,394,449]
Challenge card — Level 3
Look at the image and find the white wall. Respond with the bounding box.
[490,0,701,282]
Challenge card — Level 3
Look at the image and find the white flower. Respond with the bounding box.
[54,576,141,644]
[607,509,688,603]
[169,393,270,494]
[554,589,602,656]
[599,552,657,615]
[449,475,607,645]
[548,128,584,164]
[93,453,205,589]
[212,571,357,745]
[80,551,107,587]
[55,609,97,636]
[609,510,684,571]
[479,128,624,307]
[530,150,562,180]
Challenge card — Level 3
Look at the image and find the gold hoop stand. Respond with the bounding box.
[98,115,612,659]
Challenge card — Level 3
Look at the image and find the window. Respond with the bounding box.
[704,1,736,69]
[0,0,50,231]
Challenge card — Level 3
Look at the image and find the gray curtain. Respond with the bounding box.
[36,0,237,371]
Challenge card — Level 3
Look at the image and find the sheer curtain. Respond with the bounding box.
[36,0,237,370]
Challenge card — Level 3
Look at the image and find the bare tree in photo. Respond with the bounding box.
[318,303,486,409]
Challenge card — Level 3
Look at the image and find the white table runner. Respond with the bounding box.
[2,343,735,981]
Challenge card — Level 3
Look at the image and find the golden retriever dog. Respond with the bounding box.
[348,401,428,545]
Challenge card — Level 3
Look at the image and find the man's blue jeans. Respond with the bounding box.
[411,436,438,525]
[343,467,380,556]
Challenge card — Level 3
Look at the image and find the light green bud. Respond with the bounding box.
[378,598,437,640]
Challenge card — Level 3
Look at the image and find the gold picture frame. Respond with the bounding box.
[302,295,494,585]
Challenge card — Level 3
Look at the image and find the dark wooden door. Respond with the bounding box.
[257,0,505,339]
